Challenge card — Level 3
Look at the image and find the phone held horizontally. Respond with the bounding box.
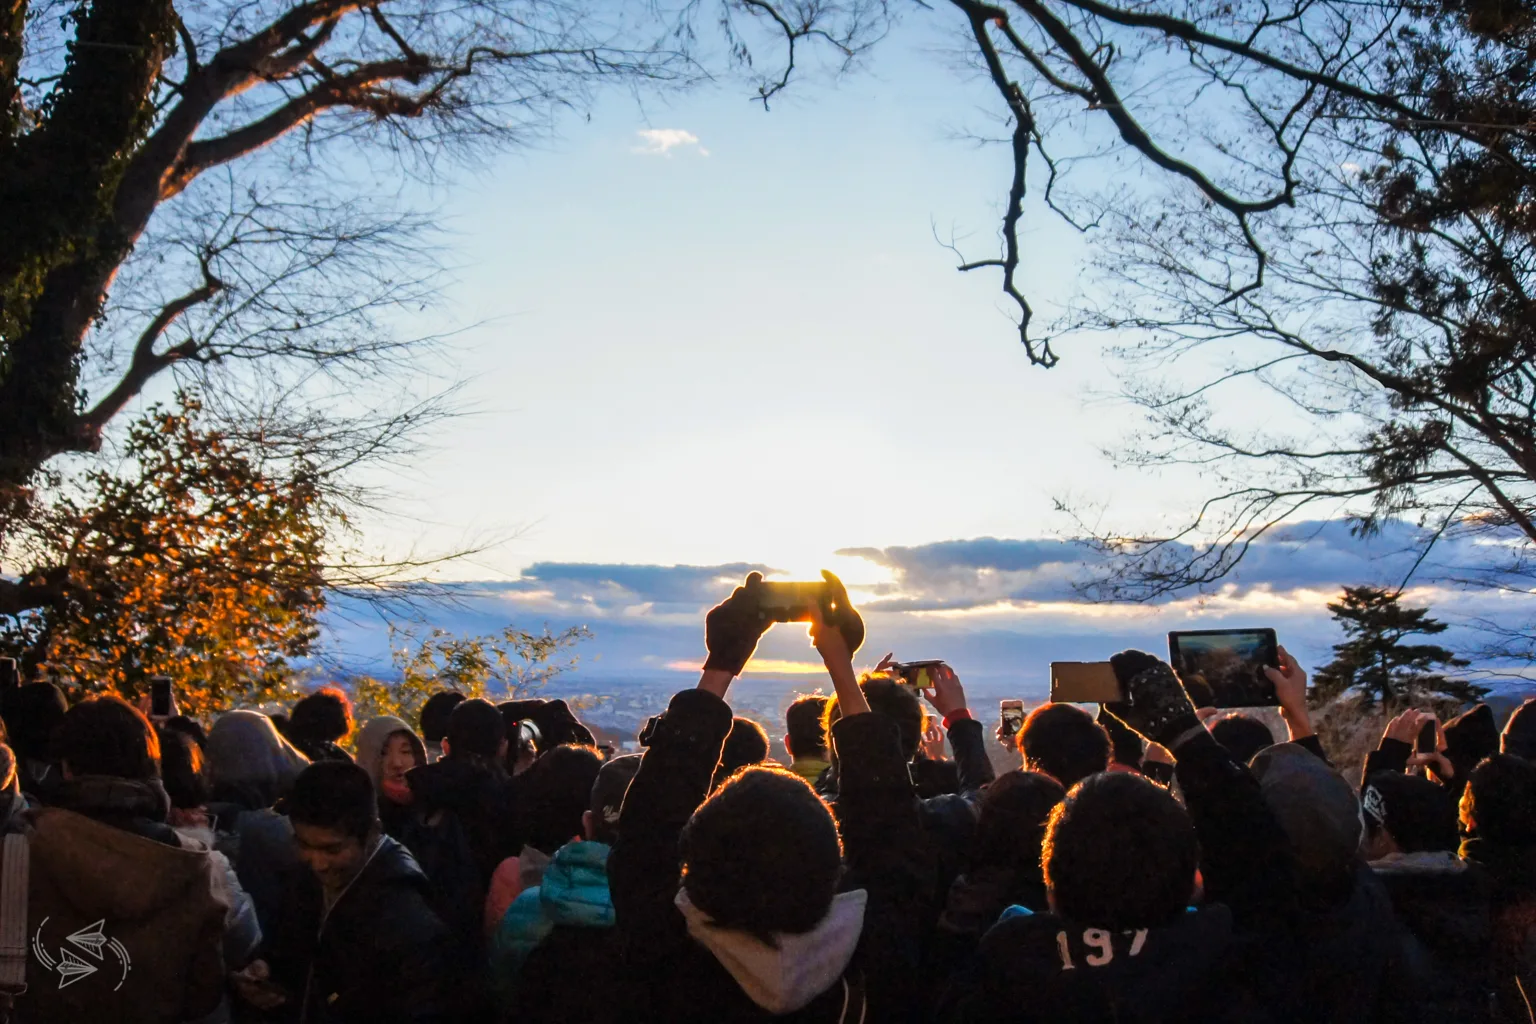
[891,661,945,689]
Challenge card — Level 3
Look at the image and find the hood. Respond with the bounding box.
[206,710,310,802]
[29,807,218,922]
[354,716,424,789]
[675,887,867,1015]
[540,840,614,927]
[406,756,500,812]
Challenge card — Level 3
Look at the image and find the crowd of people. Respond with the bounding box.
[1,569,1535,1022]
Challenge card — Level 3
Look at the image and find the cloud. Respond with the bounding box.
[632,128,709,157]
[838,520,1525,613]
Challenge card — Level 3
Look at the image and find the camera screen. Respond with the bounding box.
[1167,629,1279,708]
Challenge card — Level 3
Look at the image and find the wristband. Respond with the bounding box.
[942,708,973,731]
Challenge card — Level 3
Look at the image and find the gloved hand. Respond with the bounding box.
[704,572,775,675]
[1102,650,1202,750]
[820,569,865,657]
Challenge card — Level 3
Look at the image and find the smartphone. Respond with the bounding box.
[150,676,174,718]
[1166,628,1280,708]
[892,660,945,688]
[1416,718,1439,753]
[1050,662,1123,703]
[999,699,1025,739]
[0,657,17,696]
[753,580,831,622]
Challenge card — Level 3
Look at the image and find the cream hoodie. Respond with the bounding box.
[674,887,867,1015]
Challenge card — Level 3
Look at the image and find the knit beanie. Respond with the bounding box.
[1362,770,1458,853]
[1251,743,1362,889]
[1444,703,1499,779]
[446,698,505,759]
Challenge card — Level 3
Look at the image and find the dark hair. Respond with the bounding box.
[522,744,603,854]
[785,695,830,760]
[287,760,378,841]
[971,770,1066,878]
[158,728,209,810]
[163,715,208,751]
[588,755,641,845]
[825,675,926,761]
[681,767,842,939]
[447,698,506,761]
[1462,754,1536,846]
[289,687,353,744]
[1362,770,1457,854]
[1209,713,1276,765]
[1044,772,1199,929]
[2,682,67,762]
[59,697,161,781]
[1097,708,1144,770]
[1502,699,1536,762]
[419,691,466,744]
[718,717,770,779]
[1019,703,1110,789]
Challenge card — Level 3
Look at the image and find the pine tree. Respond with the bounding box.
[1310,586,1482,710]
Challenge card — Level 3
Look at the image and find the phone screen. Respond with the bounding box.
[0,657,17,695]
[1167,629,1279,708]
[895,661,944,688]
[999,700,1025,738]
[150,677,173,718]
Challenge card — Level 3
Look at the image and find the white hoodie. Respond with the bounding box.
[674,887,868,1015]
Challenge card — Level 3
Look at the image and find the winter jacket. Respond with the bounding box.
[400,755,520,945]
[489,838,623,1018]
[609,688,932,1024]
[263,834,455,1023]
[940,903,1262,1023]
[484,843,551,936]
[207,795,299,939]
[931,863,1048,980]
[939,730,1291,1023]
[825,716,996,945]
[1371,851,1499,1020]
[16,803,228,1023]
[175,822,264,969]
[1461,836,1536,1022]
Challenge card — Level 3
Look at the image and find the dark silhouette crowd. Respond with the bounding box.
[1,569,1535,1022]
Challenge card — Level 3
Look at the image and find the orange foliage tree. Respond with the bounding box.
[0,394,326,713]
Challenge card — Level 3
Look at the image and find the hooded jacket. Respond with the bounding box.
[489,840,634,1024]
[609,689,932,1024]
[263,834,454,1023]
[353,716,425,839]
[17,805,228,1023]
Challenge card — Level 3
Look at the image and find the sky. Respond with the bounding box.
[314,10,1533,696]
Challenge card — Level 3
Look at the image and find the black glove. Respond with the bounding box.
[1102,650,1202,750]
[820,569,865,657]
[703,572,774,675]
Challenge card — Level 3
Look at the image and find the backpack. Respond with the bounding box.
[0,833,28,1024]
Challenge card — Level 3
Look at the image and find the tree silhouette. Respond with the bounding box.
[0,394,327,712]
[1311,585,1482,710]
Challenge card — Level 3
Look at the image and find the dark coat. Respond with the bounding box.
[513,922,631,1024]
[939,904,1261,1024]
[400,755,520,944]
[263,835,455,1023]
[609,688,933,1024]
[1371,852,1499,1021]
[1461,836,1536,1022]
